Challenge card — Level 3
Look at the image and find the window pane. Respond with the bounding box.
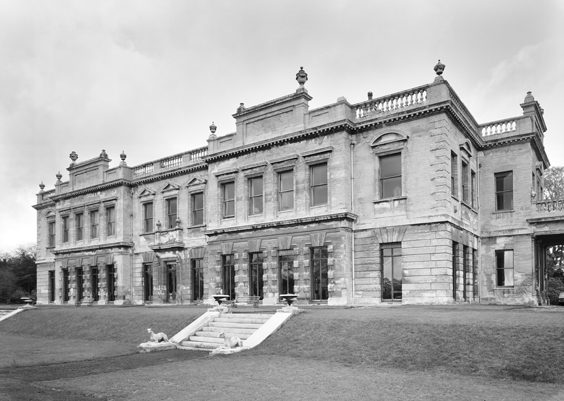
[312,185,328,206]
[224,182,234,200]
[504,269,514,286]
[504,250,514,268]
[381,177,402,198]
[193,193,203,210]
[279,171,293,191]
[280,192,294,210]
[311,164,327,186]
[250,177,263,196]
[380,154,401,179]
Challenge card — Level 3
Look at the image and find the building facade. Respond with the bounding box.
[33,63,564,306]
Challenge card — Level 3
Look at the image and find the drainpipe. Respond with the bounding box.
[350,140,356,305]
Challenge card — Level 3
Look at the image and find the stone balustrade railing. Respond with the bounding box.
[480,119,517,137]
[536,199,564,213]
[132,146,208,177]
[354,87,428,119]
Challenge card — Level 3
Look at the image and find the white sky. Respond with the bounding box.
[1,0,563,252]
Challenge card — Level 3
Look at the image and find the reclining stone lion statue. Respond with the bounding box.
[147,328,169,343]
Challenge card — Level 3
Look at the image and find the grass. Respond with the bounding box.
[1,304,563,397]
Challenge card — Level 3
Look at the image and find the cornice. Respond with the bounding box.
[133,163,207,185]
[205,212,358,236]
[204,120,354,163]
[52,241,134,255]
[50,179,132,202]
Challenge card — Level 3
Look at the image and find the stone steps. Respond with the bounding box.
[179,312,273,351]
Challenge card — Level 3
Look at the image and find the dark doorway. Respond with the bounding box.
[48,271,55,303]
[192,259,204,301]
[143,264,153,302]
[249,252,264,300]
[166,263,177,302]
[311,246,328,301]
[91,267,99,302]
[62,268,69,302]
[106,264,116,302]
[222,255,235,300]
[76,267,83,302]
[381,243,402,301]
[279,254,295,295]
[452,242,459,300]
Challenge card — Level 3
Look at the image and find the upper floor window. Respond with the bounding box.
[166,198,177,229]
[278,170,294,211]
[90,210,99,239]
[471,170,477,209]
[106,206,115,236]
[495,171,513,211]
[379,153,402,199]
[222,182,235,218]
[461,160,469,204]
[48,221,56,248]
[310,163,328,206]
[191,192,204,225]
[496,249,514,287]
[248,176,263,215]
[451,152,458,198]
[143,202,153,233]
[75,213,83,241]
[62,216,69,243]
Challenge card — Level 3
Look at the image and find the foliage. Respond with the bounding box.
[543,166,564,200]
[0,247,36,303]
[547,277,564,305]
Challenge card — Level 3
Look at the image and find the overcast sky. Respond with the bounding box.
[1,0,563,252]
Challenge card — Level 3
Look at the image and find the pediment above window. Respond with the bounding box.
[138,188,156,198]
[161,182,180,193]
[186,177,207,187]
[459,141,472,159]
[187,177,207,192]
[371,132,407,154]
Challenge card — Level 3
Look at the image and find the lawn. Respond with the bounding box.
[1,304,563,400]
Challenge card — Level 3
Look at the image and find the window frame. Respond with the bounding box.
[471,170,477,209]
[89,209,99,239]
[221,181,235,218]
[165,197,178,229]
[248,176,264,216]
[191,192,204,226]
[495,171,513,211]
[62,215,69,243]
[105,206,115,236]
[277,170,295,211]
[75,213,83,241]
[461,160,470,204]
[379,152,402,199]
[143,202,154,233]
[495,249,514,287]
[310,162,328,207]
[48,220,56,248]
[451,151,459,199]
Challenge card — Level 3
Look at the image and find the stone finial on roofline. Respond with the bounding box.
[120,150,127,166]
[39,182,45,192]
[433,59,445,83]
[296,66,308,93]
[69,151,78,164]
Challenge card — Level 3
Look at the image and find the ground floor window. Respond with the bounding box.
[91,267,99,302]
[48,271,55,303]
[76,267,84,302]
[472,249,478,300]
[381,243,402,301]
[463,245,470,301]
[62,268,69,302]
[496,250,514,287]
[222,255,235,300]
[106,264,116,302]
[166,263,177,302]
[452,241,459,300]
[311,246,328,301]
[192,259,204,301]
[278,254,295,295]
[249,252,264,300]
[143,264,152,302]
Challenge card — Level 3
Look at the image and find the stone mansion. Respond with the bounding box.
[33,63,564,306]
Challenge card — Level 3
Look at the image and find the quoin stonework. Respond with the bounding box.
[33,63,564,306]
